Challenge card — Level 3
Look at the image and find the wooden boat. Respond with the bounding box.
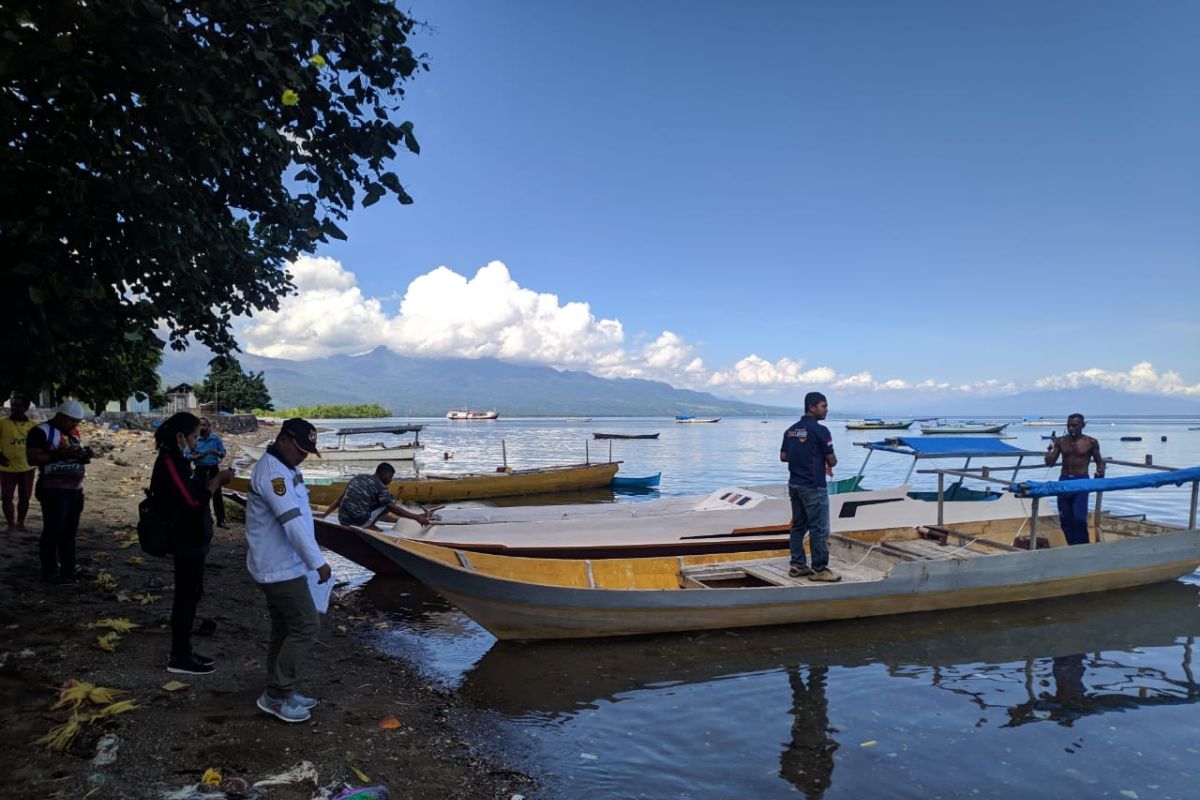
[593,432,660,440]
[920,420,1010,435]
[446,409,499,420]
[238,424,423,462]
[844,419,913,430]
[675,416,720,424]
[610,473,661,490]
[227,461,620,506]
[1022,417,1061,427]
[312,438,1055,571]
[367,465,1200,640]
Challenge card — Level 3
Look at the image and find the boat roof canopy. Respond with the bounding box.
[1012,466,1200,498]
[860,437,1039,458]
[331,424,423,436]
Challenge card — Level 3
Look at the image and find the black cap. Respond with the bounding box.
[281,418,320,454]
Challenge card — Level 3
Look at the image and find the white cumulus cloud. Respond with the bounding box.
[1032,362,1200,396]
[236,256,1196,401]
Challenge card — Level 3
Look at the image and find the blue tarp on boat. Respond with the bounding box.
[1011,467,1200,498]
[863,437,1038,458]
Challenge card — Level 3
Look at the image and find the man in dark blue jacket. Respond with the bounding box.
[780,392,841,582]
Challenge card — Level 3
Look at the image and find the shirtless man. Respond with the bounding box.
[1043,413,1105,546]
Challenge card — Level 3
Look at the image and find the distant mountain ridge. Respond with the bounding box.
[160,348,1200,417]
[160,346,790,417]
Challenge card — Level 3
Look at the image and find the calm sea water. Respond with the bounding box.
[317,415,1200,799]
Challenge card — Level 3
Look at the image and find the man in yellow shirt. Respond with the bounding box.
[0,393,37,531]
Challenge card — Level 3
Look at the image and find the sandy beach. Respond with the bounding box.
[0,422,532,799]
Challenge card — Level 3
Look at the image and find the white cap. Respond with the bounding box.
[56,400,86,420]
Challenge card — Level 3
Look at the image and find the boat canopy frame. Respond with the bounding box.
[330,424,423,446]
[922,458,1200,550]
[854,436,1042,486]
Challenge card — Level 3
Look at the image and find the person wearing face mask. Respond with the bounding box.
[189,417,229,528]
[1044,413,1105,546]
[150,412,234,674]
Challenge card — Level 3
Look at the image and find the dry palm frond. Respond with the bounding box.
[87,686,127,705]
[126,555,145,566]
[88,617,140,634]
[133,593,160,605]
[92,571,118,592]
[53,680,97,710]
[95,632,121,652]
[34,714,84,751]
[89,699,140,718]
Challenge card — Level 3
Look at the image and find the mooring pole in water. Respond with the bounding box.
[502,439,507,468]
[585,439,589,464]
[1029,497,1039,551]
[1094,490,1104,543]
[1189,479,1198,530]
[937,472,945,527]
[608,440,612,462]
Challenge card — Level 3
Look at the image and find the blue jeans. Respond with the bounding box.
[789,486,831,571]
[1056,474,1090,546]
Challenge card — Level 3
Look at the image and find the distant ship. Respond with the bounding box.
[446,408,500,420]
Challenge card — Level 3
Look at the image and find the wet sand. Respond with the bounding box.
[0,423,532,799]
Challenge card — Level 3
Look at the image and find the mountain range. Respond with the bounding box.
[159,347,1200,417]
[159,346,787,416]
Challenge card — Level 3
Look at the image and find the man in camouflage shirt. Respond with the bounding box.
[326,463,431,529]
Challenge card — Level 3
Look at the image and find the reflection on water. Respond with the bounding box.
[363,578,1200,799]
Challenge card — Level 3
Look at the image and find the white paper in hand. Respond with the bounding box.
[306,569,334,614]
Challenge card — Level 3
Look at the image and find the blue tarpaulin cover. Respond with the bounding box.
[1012,467,1200,498]
[864,437,1037,457]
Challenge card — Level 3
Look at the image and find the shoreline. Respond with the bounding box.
[0,423,533,799]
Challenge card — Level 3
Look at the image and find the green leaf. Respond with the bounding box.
[320,219,348,240]
[362,184,385,207]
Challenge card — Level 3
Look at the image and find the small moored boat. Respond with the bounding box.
[227,461,619,506]
[920,420,1010,435]
[593,432,660,440]
[675,416,720,424]
[610,473,661,490]
[844,419,913,430]
[239,424,423,463]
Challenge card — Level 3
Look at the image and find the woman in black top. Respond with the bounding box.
[150,413,232,675]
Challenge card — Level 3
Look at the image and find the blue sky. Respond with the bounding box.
[240,1,1200,407]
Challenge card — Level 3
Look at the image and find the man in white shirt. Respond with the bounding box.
[244,417,330,723]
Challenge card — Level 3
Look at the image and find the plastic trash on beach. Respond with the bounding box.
[331,786,389,800]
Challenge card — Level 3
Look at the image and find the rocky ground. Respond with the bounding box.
[0,423,533,799]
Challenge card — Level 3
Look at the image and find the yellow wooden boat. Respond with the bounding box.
[227,461,620,505]
[358,466,1200,640]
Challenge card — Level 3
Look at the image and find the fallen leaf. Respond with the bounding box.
[377,715,402,730]
[350,765,370,782]
[161,680,190,692]
[860,740,878,748]
[202,768,222,788]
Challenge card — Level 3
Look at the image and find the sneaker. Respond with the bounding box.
[788,564,813,578]
[256,691,311,723]
[291,691,319,710]
[191,653,215,668]
[168,654,215,675]
[808,568,842,583]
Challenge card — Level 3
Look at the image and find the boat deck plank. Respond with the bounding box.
[682,555,889,587]
[881,538,991,560]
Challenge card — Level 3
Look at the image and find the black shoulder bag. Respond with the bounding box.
[137,489,172,557]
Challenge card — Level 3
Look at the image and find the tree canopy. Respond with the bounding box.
[1,1,426,398]
[195,355,272,413]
